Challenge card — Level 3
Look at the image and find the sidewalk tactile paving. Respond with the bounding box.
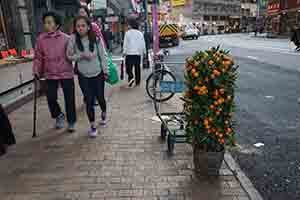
[0,82,250,200]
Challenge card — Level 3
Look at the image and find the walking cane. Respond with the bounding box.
[32,76,38,138]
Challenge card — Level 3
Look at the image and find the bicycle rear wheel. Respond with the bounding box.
[146,69,176,102]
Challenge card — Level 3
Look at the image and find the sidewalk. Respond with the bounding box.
[0,78,260,200]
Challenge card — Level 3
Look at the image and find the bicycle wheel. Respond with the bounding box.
[146,69,176,102]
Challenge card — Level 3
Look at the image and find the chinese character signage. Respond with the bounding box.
[171,0,186,7]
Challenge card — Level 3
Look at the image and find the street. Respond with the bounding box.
[163,33,300,200]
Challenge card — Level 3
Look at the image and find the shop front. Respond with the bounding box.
[0,4,9,51]
[0,0,34,59]
[266,0,281,35]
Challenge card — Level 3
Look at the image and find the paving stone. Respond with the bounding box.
[0,82,251,200]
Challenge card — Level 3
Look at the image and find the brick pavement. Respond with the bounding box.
[0,79,252,200]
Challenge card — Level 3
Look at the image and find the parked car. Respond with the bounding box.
[182,27,199,40]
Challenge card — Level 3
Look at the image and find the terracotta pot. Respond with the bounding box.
[193,144,225,176]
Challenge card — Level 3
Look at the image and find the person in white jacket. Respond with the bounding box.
[123,19,146,87]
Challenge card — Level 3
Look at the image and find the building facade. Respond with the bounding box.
[0,0,81,57]
[267,0,300,36]
[192,0,242,34]
[241,0,257,32]
[0,0,33,53]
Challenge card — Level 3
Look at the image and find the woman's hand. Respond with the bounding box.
[103,73,109,80]
[81,53,96,61]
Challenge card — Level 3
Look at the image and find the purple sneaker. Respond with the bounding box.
[88,127,98,138]
[100,112,107,127]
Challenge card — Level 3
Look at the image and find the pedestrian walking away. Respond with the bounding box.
[67,16,108,138]
[123,18,146,88]
[33,11,77,133]
[291,26,300,51]
[0,104,16,156]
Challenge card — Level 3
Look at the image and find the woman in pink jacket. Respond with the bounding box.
[33,12,77,132]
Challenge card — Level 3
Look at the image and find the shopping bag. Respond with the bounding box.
[95,42,119,85]
[106,53,119,85]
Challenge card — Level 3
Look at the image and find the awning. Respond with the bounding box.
[90,0,134,15]
[52,0,81,7]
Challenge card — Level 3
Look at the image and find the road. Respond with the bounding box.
[162,33,300,200]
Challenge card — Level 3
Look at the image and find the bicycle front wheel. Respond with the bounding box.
[146,69,176,102]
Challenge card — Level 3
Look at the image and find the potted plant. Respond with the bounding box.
[183,46,238,176]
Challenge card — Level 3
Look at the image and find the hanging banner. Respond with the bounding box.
[171,0,186,7]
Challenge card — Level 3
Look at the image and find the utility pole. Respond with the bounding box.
[143,0,150,68]
[152,0,159,56]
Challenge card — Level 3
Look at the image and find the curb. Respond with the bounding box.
[224,152,264,200]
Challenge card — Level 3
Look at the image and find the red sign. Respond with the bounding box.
[267,3,280,14]
[287,0,300,9]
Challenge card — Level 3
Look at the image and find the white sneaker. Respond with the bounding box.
[128,79,135,88]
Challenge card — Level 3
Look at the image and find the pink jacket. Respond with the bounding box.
[33,31,74,80]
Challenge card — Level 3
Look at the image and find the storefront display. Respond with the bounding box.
[0,4,8,52]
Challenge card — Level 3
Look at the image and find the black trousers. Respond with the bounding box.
[78,73,106,123]
[125,55,141,85]
[0,104,16,155]
[46,79,76,124]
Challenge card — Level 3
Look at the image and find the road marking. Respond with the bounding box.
[247,56,258,60]
[254,143,264,147]
[265,96,275,99]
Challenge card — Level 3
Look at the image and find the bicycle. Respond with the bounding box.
[145,54,176,102]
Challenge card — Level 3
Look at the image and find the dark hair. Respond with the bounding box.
[79,6,91,18]
[42,11,62,29]
[128,18,139,30]
[73,16,96,52]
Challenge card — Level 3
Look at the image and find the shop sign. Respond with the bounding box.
[171,0,186,7]
[287,0,300,9]
[267,3,280,14]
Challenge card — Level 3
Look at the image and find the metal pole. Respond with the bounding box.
[143,0,150,68]
[152,0,159,56]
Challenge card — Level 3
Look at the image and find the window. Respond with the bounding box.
[204,15,210,21]
[212,16,218,21]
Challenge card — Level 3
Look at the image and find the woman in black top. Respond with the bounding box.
[0,104,16,156]
[291,26,300,51]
